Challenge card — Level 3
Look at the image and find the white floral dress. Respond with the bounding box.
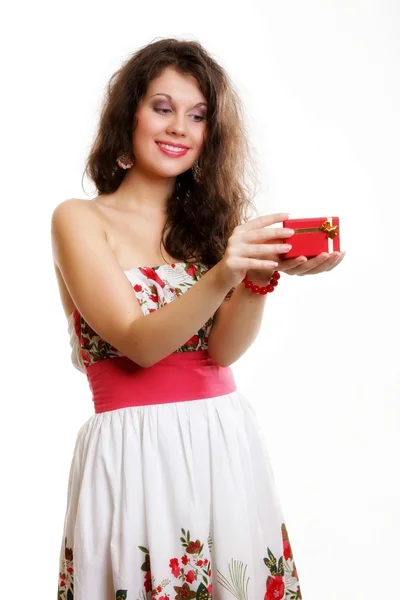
[58,262,302,600]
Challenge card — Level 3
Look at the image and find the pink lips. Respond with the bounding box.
[156,141,190,158]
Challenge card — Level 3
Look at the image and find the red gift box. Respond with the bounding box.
[281,217,340,259]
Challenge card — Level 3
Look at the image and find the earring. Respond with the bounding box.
[192,159,202,183]
[116,154,135,170]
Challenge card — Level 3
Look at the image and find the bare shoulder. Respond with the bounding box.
[51,198,104,263]
[51,198,102,227]
[50,196,144,355]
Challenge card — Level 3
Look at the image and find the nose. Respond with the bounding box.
[166,112,187,137]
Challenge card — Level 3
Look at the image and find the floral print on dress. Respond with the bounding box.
[217,523,302,600]
[71,262,215,370]
[57,538,74,600]
[137,524,301,600]
[73,309,123,367]
[57,525,301,600]
[57,537,129,600]
[138,529,212,600]
[278,523,302,600]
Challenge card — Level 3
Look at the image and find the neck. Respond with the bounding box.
[112,165,176,214]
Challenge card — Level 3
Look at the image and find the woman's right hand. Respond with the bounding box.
[216,213,295,288]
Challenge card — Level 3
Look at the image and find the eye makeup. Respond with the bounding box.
[152,101,207,121]
[150,93,207,118]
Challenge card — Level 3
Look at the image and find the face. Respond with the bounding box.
[132,66,208,179]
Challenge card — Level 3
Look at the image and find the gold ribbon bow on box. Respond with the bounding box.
[294,217,339,253]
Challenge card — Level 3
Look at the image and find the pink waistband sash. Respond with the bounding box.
[86,350,237,413]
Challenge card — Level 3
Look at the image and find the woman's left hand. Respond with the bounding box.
[245,251,345,284]
[245,250,345,285]
[278,250,345,275]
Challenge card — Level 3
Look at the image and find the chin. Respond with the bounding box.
[137,155,192,180]
[154,165,191,179]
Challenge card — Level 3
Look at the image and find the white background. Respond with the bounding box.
[1,1,399,598]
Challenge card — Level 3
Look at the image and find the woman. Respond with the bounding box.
[52,38,343,600]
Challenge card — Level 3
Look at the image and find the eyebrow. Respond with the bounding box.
[150,93,207,108]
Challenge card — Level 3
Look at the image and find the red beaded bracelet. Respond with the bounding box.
[242,270,280,295]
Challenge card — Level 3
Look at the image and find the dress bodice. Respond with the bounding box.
[68,262,213,373]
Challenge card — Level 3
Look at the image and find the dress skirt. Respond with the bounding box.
[57,351,302,600]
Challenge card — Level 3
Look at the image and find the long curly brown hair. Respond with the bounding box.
[85,38,258,267]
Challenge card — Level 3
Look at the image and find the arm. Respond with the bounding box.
[207,271,274,367]
[51,199,232,368]
[208,249,346,367]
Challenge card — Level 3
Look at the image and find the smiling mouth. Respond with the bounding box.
[156,141,190,150]
[156,141,191,157]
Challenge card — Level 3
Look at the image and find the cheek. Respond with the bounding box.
[133,108,164,141]
[132,121,159,158]
[196,127,207,152]
[134,116,155,140]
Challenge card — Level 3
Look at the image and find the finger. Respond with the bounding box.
[297,253,337,275]
[241,258,280,270]
[285,255,327,275]
[326,251,346,271]
[293,253,331,275]
[244,227,295,243]
[240,213,290,232]
[299,263,333,275]
[243,242,292,258]
[278,257,308,272]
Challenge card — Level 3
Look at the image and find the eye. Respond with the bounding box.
[191,115,206,122]
[155,108,172,114]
